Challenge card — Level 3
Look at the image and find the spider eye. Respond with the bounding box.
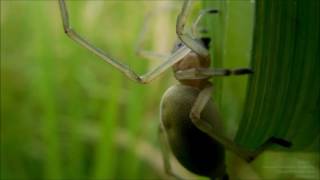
[172,42,184,52]
[176,42,183,48]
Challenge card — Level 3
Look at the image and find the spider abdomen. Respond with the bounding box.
[160,84,226,178]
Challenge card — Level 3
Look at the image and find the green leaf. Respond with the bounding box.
[205,0,319,151]
[236,0,320,151]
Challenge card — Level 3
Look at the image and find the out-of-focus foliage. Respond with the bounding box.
[1,1,180,179]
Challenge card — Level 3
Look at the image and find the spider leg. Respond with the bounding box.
[192,8,218,37]
[158,125,185,180]
[175,67,254,80]
[176,0,210,57]
[135,10,171,61]
[189,83,292,163]
[58,0,191,84]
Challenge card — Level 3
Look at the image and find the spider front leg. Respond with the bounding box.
[135,9,173,61]
[58,0,191,84]
[191,8,218,37]
[176,0,218,57]
[189,83,292,163]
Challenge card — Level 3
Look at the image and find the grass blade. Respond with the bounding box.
[235,0,320,151]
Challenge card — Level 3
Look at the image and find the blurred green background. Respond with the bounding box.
[1,1,319,180]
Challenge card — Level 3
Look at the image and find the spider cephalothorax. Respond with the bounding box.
[173,38,211,89]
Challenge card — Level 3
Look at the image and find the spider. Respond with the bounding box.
[58,0,292,179]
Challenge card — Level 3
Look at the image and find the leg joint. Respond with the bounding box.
[63,27,73,35]
[176,27,184,36]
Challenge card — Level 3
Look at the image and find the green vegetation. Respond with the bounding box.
[205,0,319,179]
[1,1,318,180]
[236,0,319,152]
[1,1,167,179]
